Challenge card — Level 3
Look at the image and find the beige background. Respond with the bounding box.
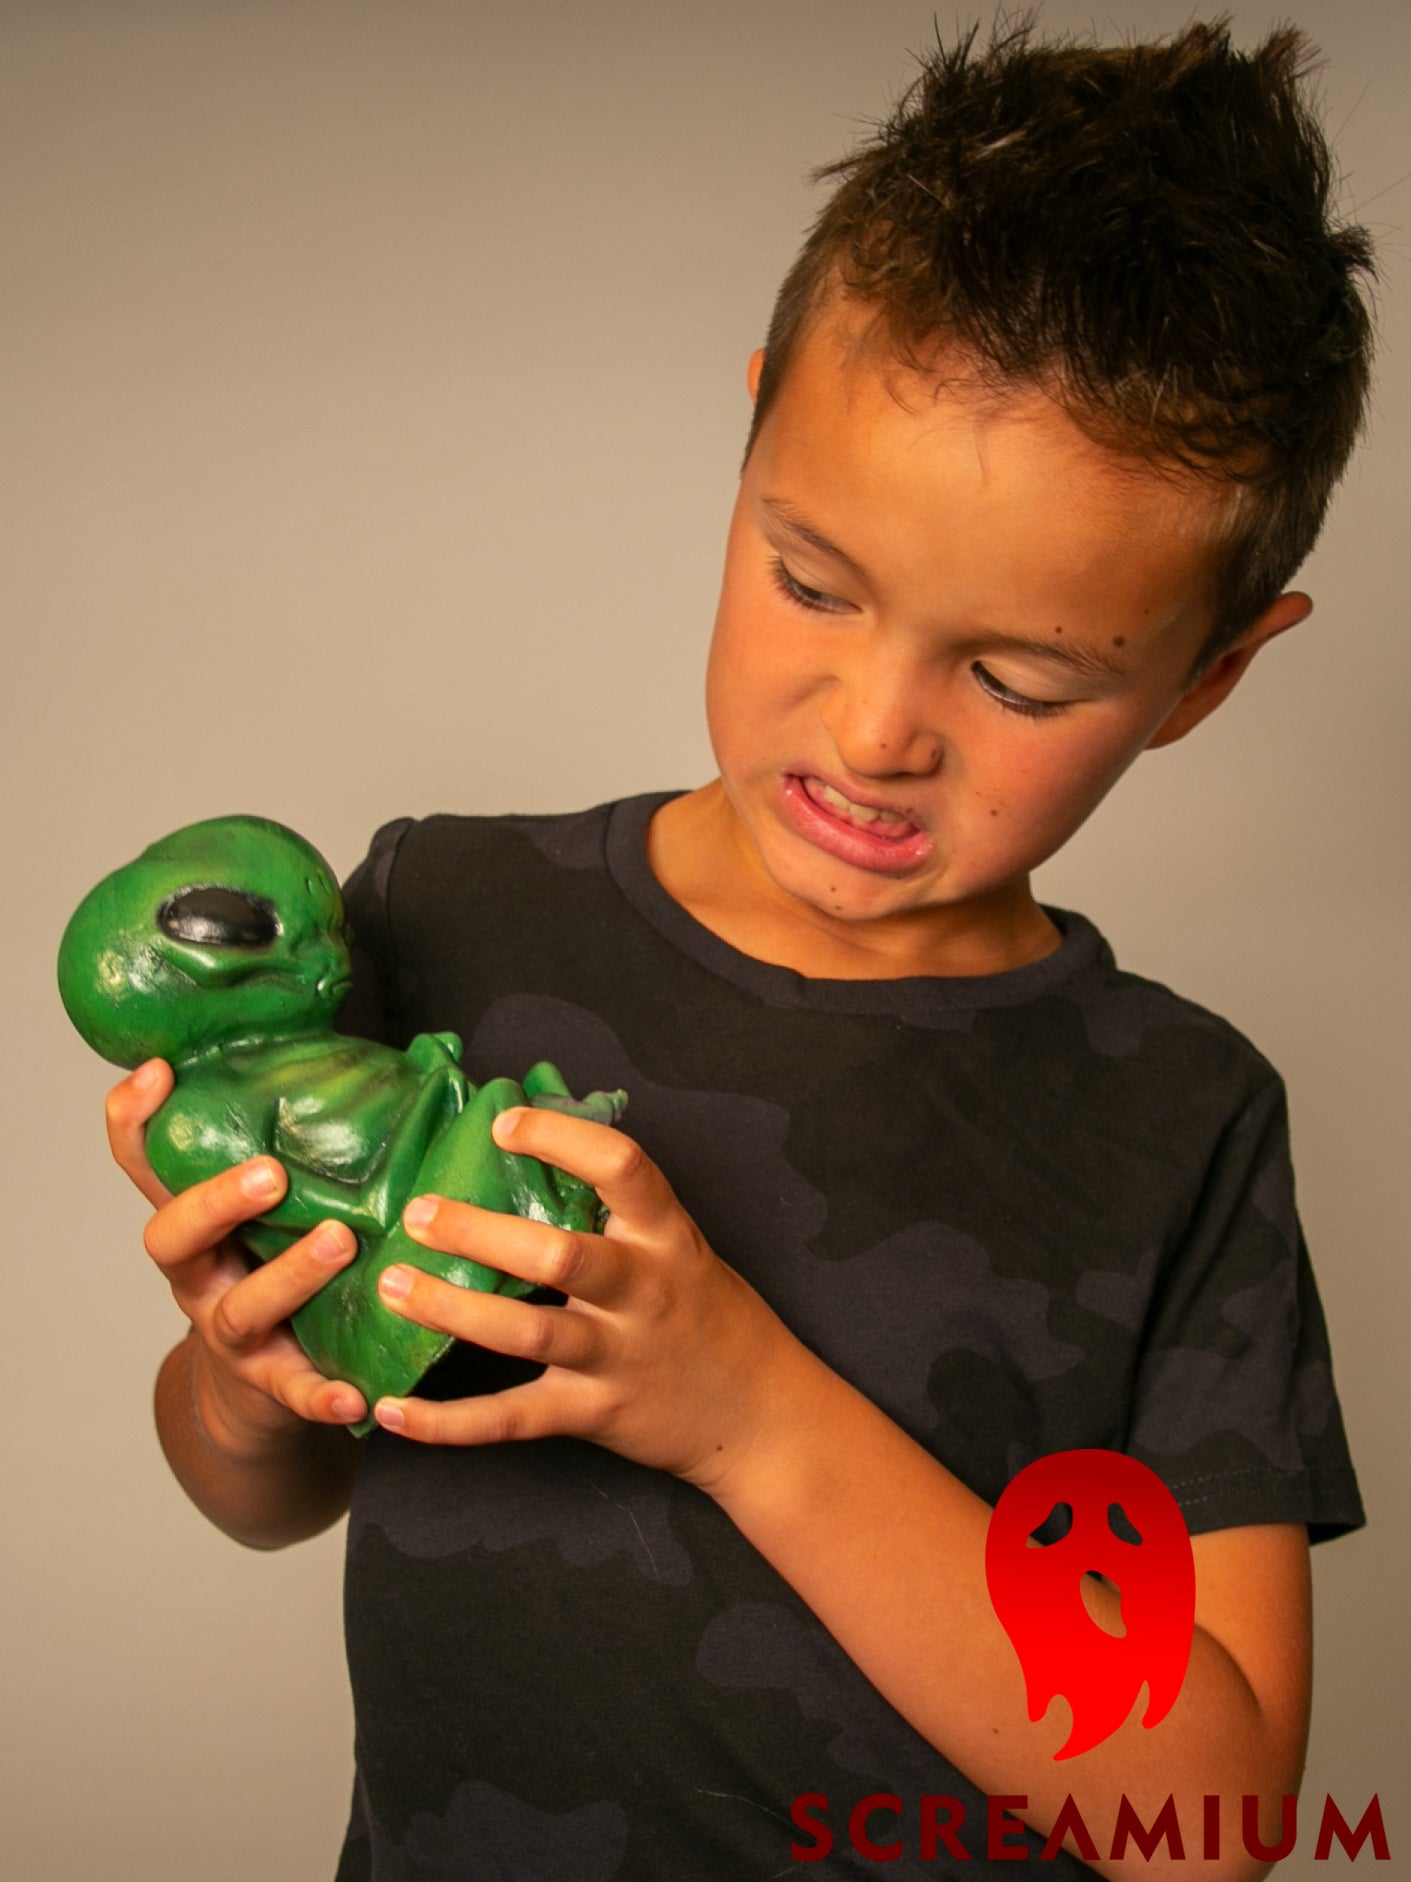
[5,2,1406,1875]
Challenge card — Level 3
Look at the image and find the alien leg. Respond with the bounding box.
[409,1074,614,1244]
[522,1059,628,1129]
[297,1075,627,1430]
[296,1080,548,1426]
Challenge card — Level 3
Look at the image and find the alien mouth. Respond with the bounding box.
[801,776,918,837]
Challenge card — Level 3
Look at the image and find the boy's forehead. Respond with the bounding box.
[813,294,1008,415]
[763,297,1237,559]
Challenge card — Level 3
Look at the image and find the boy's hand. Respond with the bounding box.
[372,1107,804,1489]
[106,1060,368,1455]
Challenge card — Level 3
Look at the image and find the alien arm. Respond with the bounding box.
[262,1045,470,1238]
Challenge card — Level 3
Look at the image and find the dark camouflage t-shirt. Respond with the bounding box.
[333,794,1362,1882]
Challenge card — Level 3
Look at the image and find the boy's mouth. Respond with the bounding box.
[800,775,918,836]
[779,773,932,874]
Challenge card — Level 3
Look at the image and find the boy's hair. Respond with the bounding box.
[749,18,1376,665]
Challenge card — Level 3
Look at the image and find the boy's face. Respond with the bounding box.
[695,304,1306,974]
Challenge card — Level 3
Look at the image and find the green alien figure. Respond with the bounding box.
[58,815,626,1435]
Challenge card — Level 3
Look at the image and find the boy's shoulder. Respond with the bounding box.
[336,797,648,1042]
[1053,918,1281,1086]
[352,795,629,890]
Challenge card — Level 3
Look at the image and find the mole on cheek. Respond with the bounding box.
[1113,635,1126,647]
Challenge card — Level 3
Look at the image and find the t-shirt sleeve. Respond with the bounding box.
[336,817,416,1048]
[1125,1069,1364,1543]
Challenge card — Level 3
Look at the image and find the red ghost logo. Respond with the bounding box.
[984,1450,1195,1760]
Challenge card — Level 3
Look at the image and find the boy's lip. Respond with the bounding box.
[778,772,933,873]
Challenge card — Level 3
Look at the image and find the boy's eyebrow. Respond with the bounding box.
[973,630,1132,682]
[761,498,870,583]
[761,497,1133,681]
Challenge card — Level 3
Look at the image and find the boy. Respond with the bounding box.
[105,20,1370,1879]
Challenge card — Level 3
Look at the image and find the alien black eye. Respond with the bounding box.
[159,885,279,949]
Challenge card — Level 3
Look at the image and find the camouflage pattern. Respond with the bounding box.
[333,794,1361,1882]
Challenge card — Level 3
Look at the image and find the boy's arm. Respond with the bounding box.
[109,1063,365,1550]
[708,1351,1309,1880]
[154,1328,361,1551]
[372,1108,1309,1882]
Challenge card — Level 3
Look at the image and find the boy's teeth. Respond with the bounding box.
[813,779,906,826]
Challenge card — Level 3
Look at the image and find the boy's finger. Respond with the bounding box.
[378,1263,600,1369]
[373,1374,572,1447]
[142,1158,289,1276]
[208,1221,360,1351]
[489,1108,681,1239]
[257,1355,367,1428]
[105,1060,176,1207]
[400,1197,625,1305]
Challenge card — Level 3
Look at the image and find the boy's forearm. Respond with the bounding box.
[708,1342,1301,1882]
[154,1334,359,1550]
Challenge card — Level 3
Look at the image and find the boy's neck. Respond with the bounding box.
[647,784,1062,982]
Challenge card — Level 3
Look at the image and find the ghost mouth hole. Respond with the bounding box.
[1082,1572,1128,1638]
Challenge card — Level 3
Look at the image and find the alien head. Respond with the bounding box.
[58,816,352,1069]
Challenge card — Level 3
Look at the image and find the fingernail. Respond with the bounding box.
[330,1391,364,1421]
[375,1400,406,1432]
[403,1196,436,1231]
[314,1223,355,1265]
[134,1059,164,1091]
[244,1160,280,1199]
[380,1264,413,1301]
[492,1107,525,1144]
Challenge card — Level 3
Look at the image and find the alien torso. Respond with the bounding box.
[146,1033,463,1205]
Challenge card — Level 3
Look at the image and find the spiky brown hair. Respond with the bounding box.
[747,18,1375,663]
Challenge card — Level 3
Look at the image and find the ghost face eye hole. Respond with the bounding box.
[1107,1502,1143,1546]
[1029,1501,1074,1546]
[159,885,279,949]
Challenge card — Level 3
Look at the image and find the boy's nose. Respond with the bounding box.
[823,679,943,779]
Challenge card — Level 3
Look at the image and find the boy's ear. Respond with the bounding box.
[747,348,765,402]
[1146,591,1313,750]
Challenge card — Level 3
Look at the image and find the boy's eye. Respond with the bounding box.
[971,661,1073,719]
[768,556,850,615]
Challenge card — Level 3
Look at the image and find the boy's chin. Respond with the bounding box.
[755,834,942,927]
[758,825,1040,929]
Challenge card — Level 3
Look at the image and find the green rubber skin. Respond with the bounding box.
[58,816,625,1436]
